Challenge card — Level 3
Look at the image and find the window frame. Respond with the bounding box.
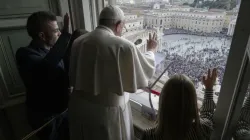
[69,0,106,31]
[210,1,250,139]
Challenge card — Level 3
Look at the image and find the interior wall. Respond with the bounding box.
[5,103,38,140]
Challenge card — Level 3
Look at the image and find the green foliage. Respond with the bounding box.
[190,0,236,10]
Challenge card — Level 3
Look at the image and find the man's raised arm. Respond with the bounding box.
[44,13,71,67]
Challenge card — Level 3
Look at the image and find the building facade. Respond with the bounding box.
[223,11,238,29]
[153,3,161,9]
[124,14,144,32]
[122,13,163,53]
[144,10,225,33]
[134,0,153,3]
[116,0,130,4]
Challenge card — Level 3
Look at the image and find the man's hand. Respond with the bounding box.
[202,68,217,91]
[147,32,157,52]
[62,13,70,33]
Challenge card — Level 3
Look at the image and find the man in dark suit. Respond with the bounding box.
[16,11,71,140]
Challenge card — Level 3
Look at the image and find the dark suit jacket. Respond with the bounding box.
[16,32,71,117]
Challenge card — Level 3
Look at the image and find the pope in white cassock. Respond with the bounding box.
[69,5,157,140]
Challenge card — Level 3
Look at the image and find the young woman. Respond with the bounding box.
[141,68,217,140]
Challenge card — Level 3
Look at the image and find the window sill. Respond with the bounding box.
[130,89,159,131]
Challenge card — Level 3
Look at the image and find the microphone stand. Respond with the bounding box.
[146,61,173,120]
[133,39,173,120]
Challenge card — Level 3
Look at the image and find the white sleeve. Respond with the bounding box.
[133,46,156,86]
[144,51,155,65]
[118,42,156,93]
[144,51,155,58]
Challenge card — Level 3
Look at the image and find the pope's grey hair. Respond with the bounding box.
[99,19,122,28]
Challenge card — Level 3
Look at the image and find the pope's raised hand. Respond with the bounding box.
[147,32,157,52]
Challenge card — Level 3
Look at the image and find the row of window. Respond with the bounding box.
[127,22,142,28]
[146,15,224,21]
[146,18,223,26]
[147,21,223,27]
[123,27,143,32]
[158,13,224,18]
[146,18,223,23]
[146,23,222,33]
[126,15,137,20]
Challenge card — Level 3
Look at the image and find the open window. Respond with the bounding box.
[113,0,240,113]
[100,0,250,139]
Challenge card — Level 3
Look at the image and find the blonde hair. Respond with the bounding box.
[155,74,201,139]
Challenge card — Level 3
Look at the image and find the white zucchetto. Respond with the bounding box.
[99,5,125,21]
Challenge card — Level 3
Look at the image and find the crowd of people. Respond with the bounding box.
[156,35,231,89]
[163,28,231,38]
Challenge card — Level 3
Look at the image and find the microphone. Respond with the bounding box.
[134,39,142,45]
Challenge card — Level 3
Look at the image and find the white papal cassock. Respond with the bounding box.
[69,25,155,140]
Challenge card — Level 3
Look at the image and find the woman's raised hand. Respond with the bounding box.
[202,68,217,91]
